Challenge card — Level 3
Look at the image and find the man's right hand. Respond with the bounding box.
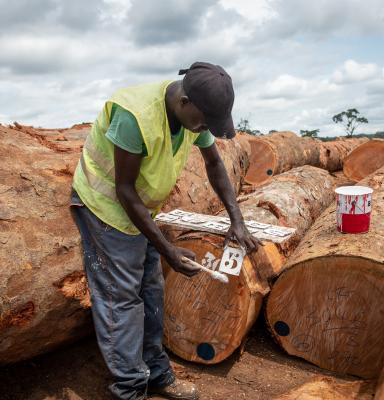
[163,246,201,277]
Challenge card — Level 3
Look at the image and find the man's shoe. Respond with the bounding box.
[148,378,199,400]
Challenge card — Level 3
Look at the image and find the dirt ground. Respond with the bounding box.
[0,317,375,400]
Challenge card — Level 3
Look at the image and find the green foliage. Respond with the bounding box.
[332,108,368,137]
[300,129,319,138]
[236,118,261,135]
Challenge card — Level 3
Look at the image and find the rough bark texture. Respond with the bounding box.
[163,166,336,364]
[0,124,249,364]
[243,131,367,187]
[275,377,375,400]
[0,123,91,364]
[319,138,368,172]
[343,140,384,182]
[266,167,384,379]
[375,367,384,400]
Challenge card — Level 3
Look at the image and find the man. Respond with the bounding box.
[71,62,261,400]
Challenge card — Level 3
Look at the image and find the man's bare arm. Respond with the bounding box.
[114,145,200,276]
[200,142,262,252]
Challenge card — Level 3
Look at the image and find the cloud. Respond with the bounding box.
[54,0,104,30]
[0,35,105,74]
[258,74,338,100]
[0,0,383,137]
[0,0,105,33]
[127,0,218,46]
[0,0,55,28]
[256,0,384,38]
[332,60,382,84]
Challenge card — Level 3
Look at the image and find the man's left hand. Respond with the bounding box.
[223,221,264,253]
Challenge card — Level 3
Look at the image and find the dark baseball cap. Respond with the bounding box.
[178,61,235,139]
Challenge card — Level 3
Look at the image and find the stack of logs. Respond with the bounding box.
[1,123,383,389]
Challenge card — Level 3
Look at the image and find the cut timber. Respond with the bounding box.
[266,166,384,379]
[243,131,367,187]
[376,367,384,400]
[163,166,336,364]
[0,123,91,364]
[275,377,375,400]
[0,124,247,364]
[343,140,384,182]
[244,131,321,186]
[318,137,368,172]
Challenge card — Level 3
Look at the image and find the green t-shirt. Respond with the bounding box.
[105,104,215,156]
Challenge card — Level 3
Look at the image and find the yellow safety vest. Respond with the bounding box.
[72,80,199,235]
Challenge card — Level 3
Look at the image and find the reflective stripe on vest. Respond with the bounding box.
[79,153,117,201]
[81,138,162,210]
[83,135,115,180]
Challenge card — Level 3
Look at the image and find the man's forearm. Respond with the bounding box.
[205,158,243,224]
[116,185,172,255]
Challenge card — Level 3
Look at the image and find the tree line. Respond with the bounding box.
[237,108,376,138]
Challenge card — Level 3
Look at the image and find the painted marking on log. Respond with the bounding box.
[219,246,245,276]
[274,321,290,336]
[197,343,215,360]
[201,252,220,271]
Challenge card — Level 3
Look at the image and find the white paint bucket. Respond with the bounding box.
[335,186,373,233]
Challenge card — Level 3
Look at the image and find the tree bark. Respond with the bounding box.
[243,131,367,187]
[375,367,384,400]
[343,140,384,182]
[163,166,336,364]
[319,137,368,172]
[0,123,91,364]
[0,124,248,364]
[265,167,384,379]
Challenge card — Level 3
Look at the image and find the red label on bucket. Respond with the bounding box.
[335,186,373,234]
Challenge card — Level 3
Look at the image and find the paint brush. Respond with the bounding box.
[181,256,229,284]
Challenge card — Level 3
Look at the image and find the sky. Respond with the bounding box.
[0,0,383,137]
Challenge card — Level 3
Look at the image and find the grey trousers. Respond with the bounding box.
[71,192,174,400]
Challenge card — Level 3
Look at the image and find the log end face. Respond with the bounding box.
[244,139,276,186]
[266,256,384,379]
[343,141,384,182]
[163,237,261,364]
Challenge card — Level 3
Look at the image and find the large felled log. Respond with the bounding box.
[0,123,247,364]
[275,377,375,400]
[244,131,321,186]
[163,166,336,364]
[265,167,384,379]
[243,131,367,187]
[318,137,368,172]
[0,123,91,364]
[343,140,384,182]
